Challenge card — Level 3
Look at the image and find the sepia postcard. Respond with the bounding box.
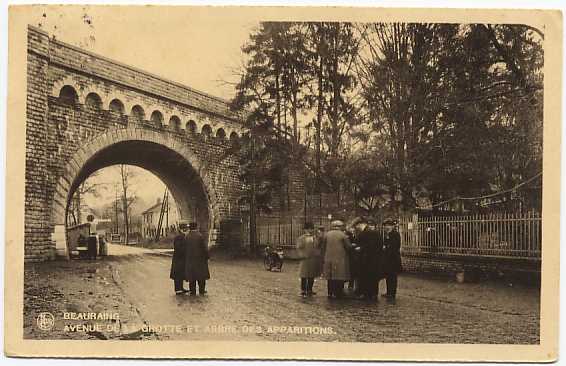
[4,4,562,361]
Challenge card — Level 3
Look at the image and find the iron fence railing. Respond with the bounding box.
[399,212,541,259]
[242,211,542,259]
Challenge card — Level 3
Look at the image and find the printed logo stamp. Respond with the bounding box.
[36,312,55,331]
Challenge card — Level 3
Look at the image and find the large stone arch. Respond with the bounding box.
[51,127,223,257]
[27,26,299,262]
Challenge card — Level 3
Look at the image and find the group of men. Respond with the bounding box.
[169,221,211,295]
[169,217,401,301]
[297,217,402,302]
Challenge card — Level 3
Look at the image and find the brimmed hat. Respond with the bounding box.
[331,220,344,228]
[350,216,366,227]
[383,218,397,226]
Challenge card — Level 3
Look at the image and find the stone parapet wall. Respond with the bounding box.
[401,252,541,284]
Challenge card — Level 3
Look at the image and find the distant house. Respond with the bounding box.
[78,208,113,236]
[141,198,180,239]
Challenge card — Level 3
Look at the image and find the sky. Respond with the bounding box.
[82,166,171,216]
[32,5,258,100]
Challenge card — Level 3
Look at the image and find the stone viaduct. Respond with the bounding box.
[25,25,304,262]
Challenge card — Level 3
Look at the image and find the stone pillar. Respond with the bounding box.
[25,26,56,262]
[52,224,68,259]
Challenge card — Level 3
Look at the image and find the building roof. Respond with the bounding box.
[141,201,163,215]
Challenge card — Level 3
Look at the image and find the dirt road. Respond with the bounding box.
[24,243,540,343]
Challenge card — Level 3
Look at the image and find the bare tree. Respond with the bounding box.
[67,171,104,225]
[119,165,137,244]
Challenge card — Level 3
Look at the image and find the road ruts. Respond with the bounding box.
[106,244,540,343]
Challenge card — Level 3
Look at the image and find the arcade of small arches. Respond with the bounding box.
[53,81,241,144]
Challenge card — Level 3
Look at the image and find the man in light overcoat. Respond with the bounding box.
[322,220,354,299]
[296,222,321,297]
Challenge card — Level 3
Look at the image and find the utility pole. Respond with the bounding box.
[155,189,169,242]
[165,194,169,233]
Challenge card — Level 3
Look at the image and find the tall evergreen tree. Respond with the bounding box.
[355,23,543,212]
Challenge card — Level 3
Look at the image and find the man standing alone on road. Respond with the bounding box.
[185,222,210,295]
[170,221,189,295]
[381,218,402,302]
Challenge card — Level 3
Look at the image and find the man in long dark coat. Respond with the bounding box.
[345,226,359,294]
[355,217,382,301]
[170,221,189,295]
[381,218,402,301]
[185,222,210,295]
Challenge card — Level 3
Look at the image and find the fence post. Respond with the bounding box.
[291,218,294,247]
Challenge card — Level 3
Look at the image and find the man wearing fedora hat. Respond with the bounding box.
[355,216,383,301]
[170,220,189,295]
[296,221,322,297]
[184,222,210,295]
[381,218,402,301]
[344,220,360,295]
[322,220,354,299]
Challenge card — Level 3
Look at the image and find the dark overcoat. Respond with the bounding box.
[356,228,383,279]
[170,233,187,280]
[322,229,352,281]
[184,230,210,281]
[296,233,322,278]
[381,230,402,274]
[346,230,361,280]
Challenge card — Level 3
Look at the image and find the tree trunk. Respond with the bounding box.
[316,39,324,211]
[122,194,129,244]
[291,67,299,144]
[120,165,130,245]
[249,120,258,252]
[331,24,340,159]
